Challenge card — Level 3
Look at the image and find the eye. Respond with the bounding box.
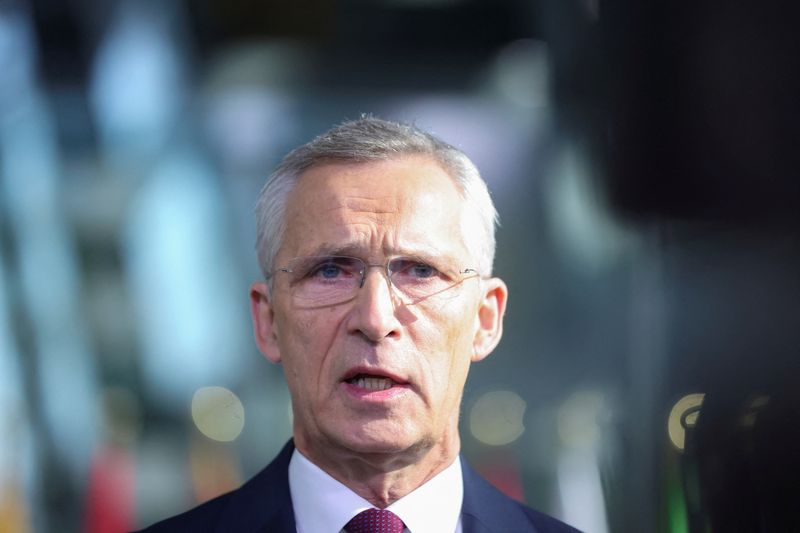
[305,257,359,281]
[315,262,342,279]
[409,263,435,278]
[391,259,442,281]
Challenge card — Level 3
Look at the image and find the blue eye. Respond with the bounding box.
[304,257,361,281]
[410,263,435,278]
[391,259,440,280]
[317,263,341,278]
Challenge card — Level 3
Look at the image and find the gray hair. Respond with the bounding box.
[255,116,499,280]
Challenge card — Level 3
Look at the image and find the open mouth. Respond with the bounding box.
[345,374,397,391]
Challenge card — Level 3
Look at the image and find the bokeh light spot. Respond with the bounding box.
[557,390,606,449]
[469,390,526,446]
[667,393,705,451]
[191,386,244,442]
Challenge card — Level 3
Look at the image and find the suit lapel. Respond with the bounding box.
[460,456,539,533]
[216,440,297,533]
[209,445,546,533]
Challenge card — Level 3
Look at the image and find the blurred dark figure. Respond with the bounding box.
[589,0,800,531]
[603,0,800,222]
[683,374,800,533]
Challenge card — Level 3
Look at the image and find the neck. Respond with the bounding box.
[294,433,461,508]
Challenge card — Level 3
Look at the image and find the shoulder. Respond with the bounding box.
[133,492,232,533]
[133,441,296,533]
[460,457,582,533]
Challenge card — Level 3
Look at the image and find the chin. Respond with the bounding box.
[328,426,429,457]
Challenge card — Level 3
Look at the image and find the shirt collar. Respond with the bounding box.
[386,454,463,533]
[288,448,463,533]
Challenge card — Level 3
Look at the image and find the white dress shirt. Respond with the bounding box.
[288,448,464,533]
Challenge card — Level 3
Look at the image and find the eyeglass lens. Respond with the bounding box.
[281,256,473,304]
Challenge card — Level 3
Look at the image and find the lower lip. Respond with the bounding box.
[342,381,411,401]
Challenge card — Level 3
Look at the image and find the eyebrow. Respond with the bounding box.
[306,242,462,267]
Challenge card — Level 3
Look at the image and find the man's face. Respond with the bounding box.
[250,155,507,463]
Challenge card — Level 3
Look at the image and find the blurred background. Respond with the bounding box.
[1,0,798,532]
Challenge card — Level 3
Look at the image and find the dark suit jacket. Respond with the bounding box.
[137,441,581,533]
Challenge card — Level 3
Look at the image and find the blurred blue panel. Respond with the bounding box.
[0,92,98,481]
[123,148,249,410]
[205,86,299,173]
[388,94,541,204]
[90,3,186,167]
[0,7,36,119]
[0,219,35,512]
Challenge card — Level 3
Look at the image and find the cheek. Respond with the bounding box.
[286,314,315,346]
[416,308,476,393]
[436,304,476,351]
[277,309,341,380]
[443,312,479,378]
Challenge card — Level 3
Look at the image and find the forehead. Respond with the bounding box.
[280,156,469,260]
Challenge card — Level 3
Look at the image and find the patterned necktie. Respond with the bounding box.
[344,508,405,533]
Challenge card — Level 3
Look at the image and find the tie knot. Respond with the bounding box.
[344,508,405,533]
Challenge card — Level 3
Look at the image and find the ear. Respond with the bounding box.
[250,282,282,364]
[472,277,508,362]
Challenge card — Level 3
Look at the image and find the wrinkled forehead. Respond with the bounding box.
[280,156,475,261]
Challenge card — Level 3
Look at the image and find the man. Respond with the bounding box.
[140,117,579,532]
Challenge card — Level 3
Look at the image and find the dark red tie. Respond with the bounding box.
[344,508,405,533]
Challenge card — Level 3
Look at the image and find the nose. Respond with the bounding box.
[347,267,402,342]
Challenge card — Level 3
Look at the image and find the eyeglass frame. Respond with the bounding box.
[266,254,482,305]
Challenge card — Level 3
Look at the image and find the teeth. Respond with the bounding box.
[354,376,394,391]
